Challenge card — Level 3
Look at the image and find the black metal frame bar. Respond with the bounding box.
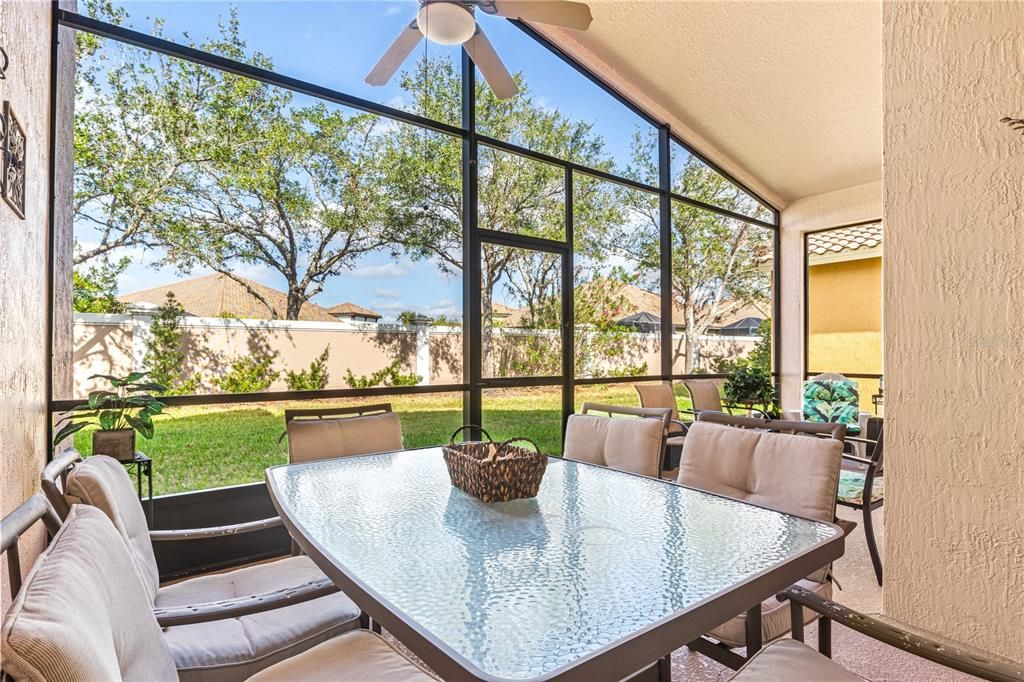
[802,218,883,382]
[48,6,783,476]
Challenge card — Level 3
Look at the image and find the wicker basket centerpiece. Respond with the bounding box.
[442,426,548,503]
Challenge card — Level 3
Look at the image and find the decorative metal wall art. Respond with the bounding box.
[0,46,9,79]
[2,101,27,219]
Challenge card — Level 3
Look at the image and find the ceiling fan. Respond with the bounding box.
[365,0,593,100]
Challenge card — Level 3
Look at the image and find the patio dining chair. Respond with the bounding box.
[839,429,885,585]
[283,403,403,463]
[0,499,438,682]
[728,584,1023,682]
[798,372,870,439]
[564,402,674,478]
[677,412,846,670]
[682,378,770,419]
[41,449,362,682]
[634,382,690,453]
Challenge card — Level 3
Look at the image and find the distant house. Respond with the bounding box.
[326,302,382,323]
[119,273,339,322]
[502,280,767,333]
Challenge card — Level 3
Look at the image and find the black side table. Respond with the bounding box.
[120,452,154,526]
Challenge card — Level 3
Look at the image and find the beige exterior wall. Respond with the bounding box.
[779,182,882,411]
[882,1,1024,661]
[0,0,71,614]
[71,316,756,395]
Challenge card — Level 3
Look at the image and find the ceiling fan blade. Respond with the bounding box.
[464,27,519,100]
[365,22,423,86]
[489,1,593,30]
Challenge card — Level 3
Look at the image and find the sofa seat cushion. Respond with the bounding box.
[838,471,884,504]
[249,630,440,681]
[157,556,360,682]
[729,638,865,681]
[708,579,831,649]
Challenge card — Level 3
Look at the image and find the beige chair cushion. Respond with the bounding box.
[683,379,724,412]
[635,383,679,420]
[249,630,440,681]
[564,414,664,478]
[709,579,832,648]
[288,412,404,463]
[728,638,865,681]
[157,555,361,682]
[1,505,178,682]
[64,454,160,600]
[677,422,842,583]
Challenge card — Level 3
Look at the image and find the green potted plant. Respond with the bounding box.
[724,364,779,417]
[53,371,166,461]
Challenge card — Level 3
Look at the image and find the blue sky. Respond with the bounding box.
[77,1,663,319]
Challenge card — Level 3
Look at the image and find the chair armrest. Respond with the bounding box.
[668,419,690,437]
[150,516,283,542]
[782,585,1024,682]
[840,453,875,468]
[154,576,339,627]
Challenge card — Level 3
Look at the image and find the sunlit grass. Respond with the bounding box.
[73,384,695,496]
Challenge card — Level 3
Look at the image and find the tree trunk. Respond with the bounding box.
[286,290,304,321]
[480,280,495,377]
[684,304,698,374]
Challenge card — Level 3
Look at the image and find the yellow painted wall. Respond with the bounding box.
[807,257,882,411]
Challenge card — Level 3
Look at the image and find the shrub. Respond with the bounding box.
[144,292,201,395]
[217,352,280,393]
[723,364,778,416]
[344,360,420,388]
[285,346,330,391]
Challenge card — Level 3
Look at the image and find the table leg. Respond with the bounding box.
[745,604,763,657]
[657,654,672,682]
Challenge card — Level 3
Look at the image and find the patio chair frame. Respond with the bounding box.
[840,429,885,585]
[41,448,338,627]
[781,584,1022,682]
[278,402,395,443]
[1,495,62,599]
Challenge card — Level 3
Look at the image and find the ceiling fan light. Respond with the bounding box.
[417,2,476,45]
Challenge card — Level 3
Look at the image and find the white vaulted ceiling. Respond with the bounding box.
[536,1,882,205]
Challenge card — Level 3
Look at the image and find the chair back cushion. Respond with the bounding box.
[0,505,177,682]
[288,412,404,463]
[683,380,724,412]
[564,414,664,478]
[634,383,679,420]
[64,455,160,601]
[802,374,860,426]
[677,422,842,581]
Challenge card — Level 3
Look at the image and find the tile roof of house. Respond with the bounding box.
[119,273,339,322]
[327,302,382,319]
[807,222,882,256]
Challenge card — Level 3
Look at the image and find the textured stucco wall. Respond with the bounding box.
[0,0,53,613]
[883,1,1024,661]
[779,182,882,410]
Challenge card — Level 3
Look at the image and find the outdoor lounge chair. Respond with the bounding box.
[678,412,847,670]
[0,497,438,682]
[283,403,404,463]
[727,584,1022,682]
[797,372,870,439]
[41,449,361,682]
[564,402,672,479]
[682,378,771,419]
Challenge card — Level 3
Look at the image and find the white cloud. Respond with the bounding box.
[372,288,401,299]
[349,262,412,279]
[384,4,406,17]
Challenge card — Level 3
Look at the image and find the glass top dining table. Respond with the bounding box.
[266,447,844,682]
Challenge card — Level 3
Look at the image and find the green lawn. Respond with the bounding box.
[74,384,694,496]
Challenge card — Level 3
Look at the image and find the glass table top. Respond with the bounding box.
[267,448,840,680]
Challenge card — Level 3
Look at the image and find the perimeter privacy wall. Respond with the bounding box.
[883,1,1023,660]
